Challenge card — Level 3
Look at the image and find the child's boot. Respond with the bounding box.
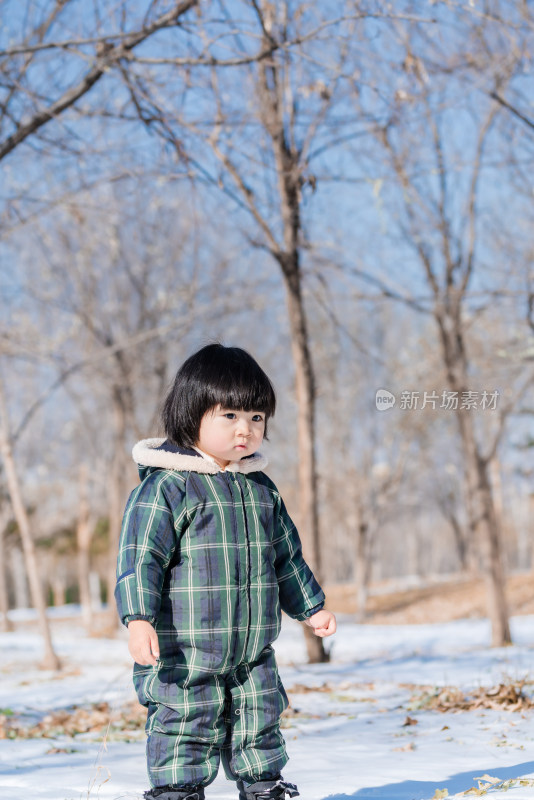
[144,786,205,800]
[236,777,299,800]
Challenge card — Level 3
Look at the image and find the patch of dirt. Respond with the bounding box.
[324,572,534,624]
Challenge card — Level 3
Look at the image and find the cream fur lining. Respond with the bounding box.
[132,438,268,474]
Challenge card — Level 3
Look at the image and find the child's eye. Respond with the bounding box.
[252,414,264,422]
[223,412,236,420]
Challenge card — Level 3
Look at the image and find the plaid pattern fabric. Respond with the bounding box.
[137,645,288,787]
[115,460,325,672]
[115,445,325,788]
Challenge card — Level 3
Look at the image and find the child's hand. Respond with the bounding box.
[128,620,160,666]
[305,609,337,637]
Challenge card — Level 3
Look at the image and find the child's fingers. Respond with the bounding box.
[150,630,160,660]
[312,616,336,638]
[129,634,159,666]
[138,643,158,666]
[145,650,158,666]
[129,642,153,666]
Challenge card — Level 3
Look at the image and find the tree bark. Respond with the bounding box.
[281,263,321,576]
[0,515,12,632]
[104,388,128,630]
[354,507,375,623]
[10,546,29,609]
[474,450,511,645]
[52,573,66,608]
[436,307,511,645]
[0,378,60,668]
[253,26,327,660]
[281,263,327,661]
[77,463,93,631]
[355,518,369,622]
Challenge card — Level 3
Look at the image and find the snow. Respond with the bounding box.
[2,612,534,800]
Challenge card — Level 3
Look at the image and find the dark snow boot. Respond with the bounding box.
[237,777,300,800]
[144,786,205,800]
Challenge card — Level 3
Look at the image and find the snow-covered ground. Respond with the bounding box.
[2,611,534,800]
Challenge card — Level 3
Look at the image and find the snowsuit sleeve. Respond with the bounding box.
[272,491,325,622]
[114,470,186,627]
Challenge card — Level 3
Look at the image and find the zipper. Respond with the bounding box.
[230,472,252,663]
[226,472,240,666]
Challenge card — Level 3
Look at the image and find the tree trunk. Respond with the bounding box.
[0,379,60,669]
[104,390,128,630]
[463,467,481,575]
[476,451,511,646]
[256,38,327,662]
[355,519,369,622]
[281,259,327,662]
[10,546,29,608]
[437,308,511,645]
[90,571,103,611]
[460,403,510,646]
[52,573,66,608]
[282,267,321,576]
[448,509,469,573]
[354,494,375,623]
[77,463,93,631]
[0,517,12,632]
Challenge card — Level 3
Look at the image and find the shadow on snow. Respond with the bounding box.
[321,760,534,799]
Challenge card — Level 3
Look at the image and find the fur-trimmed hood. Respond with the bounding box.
[132,438,268,475]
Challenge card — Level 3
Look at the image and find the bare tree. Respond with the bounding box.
[117,0,383,660]
[346,6,534,644]
[0,374,60,668]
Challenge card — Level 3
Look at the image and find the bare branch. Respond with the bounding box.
[490,91,534,133]
[125,47,277,67]
[0,0,198,162]
[482,370,534,464]
[379,125,441,297]
[210,139,280,254]
[461,103,498,295]
[4,317,189,445]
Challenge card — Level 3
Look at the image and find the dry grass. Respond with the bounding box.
[407,681,534,713]
[0,700,146,741]
[324,572,534,624]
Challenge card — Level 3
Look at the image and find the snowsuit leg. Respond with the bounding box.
[136,665,228,788]
[135,647,288,789]
[220,646,289,783]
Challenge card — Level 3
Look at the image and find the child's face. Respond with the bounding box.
[195,405,266,468]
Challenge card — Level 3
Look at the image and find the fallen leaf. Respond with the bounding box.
[393,741,416,752]
[473,775,501,785]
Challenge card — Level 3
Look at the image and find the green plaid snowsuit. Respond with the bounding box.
[115,439,325,789]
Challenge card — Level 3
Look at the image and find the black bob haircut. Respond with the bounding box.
[162,343,276,448]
